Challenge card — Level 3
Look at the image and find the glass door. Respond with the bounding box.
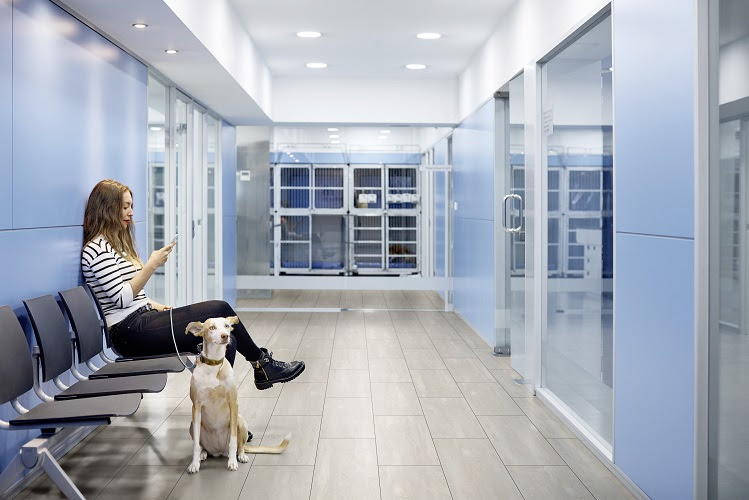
[709,0,749,494]
[190,106,205,303]
[205,114,220,299]
[146,75,168,303]
[540,16,614,449]
[171,91,189,307]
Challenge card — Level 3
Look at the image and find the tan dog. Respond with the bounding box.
[185,316,289,473]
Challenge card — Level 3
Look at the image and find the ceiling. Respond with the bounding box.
[56,0,516,125]
[229,0,516,79]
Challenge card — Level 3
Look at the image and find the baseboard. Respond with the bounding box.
[5,425,98,499]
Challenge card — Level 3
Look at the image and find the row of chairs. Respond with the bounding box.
[0,286,188,499]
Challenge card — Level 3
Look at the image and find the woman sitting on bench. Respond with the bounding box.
[80,179,305,391]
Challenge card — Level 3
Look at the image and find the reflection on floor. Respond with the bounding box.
[237,289,446,310]
[17,302,633,499]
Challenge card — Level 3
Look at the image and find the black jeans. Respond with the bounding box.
[109,300,262,366]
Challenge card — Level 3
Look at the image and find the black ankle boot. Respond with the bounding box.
[251,348,305,390]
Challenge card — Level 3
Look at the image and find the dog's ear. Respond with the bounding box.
[227,316,239,325]
[185,321,204,336]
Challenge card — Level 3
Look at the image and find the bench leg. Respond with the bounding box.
[0,453,26,496]
[37,448,85,500]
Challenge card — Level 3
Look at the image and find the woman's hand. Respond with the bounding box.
[149,300,172,312]
[144,242,175,271]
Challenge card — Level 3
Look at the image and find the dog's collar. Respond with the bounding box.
[199,354,224,366]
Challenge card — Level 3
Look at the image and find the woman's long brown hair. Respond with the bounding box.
[82,180,143,268]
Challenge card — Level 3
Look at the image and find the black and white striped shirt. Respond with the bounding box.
[81,236,150,327]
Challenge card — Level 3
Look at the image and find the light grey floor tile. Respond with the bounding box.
[307,312,338,327]
[420,398,486,438]
[127,415,193,466]
[326,369,371,397]
[333,332,367,349]
[96,465,184,500]
[239,465,314,500]
[410,370,462,398]
[266,331,304,350]
[369,357,412,383]
[393,319,425,332]
[363,310,392,322]
[296,338,333,358]
[274,382,327,415]
[389,311,417,321]
[374,416,439,465]
[366,338,403,358]
[253,415,322,466]
[320,398,375,438]
[365,327,399,341]
[478,415,565,466]
[378,466,452,500]
[303,325,336,340]
[331,348,368,369]
[515,397,577,439]
[458,330,490,349]
[507,465,595,499]
[424,325,461,341]
[491,369,535,397]
[371,382,423,416]
[336,320,366,334]
[458,383,524,415]
[238,398,277,441]
[434,438,522,500]
[403,349,446,370]
[167,454,252,500]
[396,332,434,349]
[310,439,380,500]
[296,357,331,383]
[443,357,495,382]
[432,339,476,358]
[472,348,513,370]
[549,439,635,499]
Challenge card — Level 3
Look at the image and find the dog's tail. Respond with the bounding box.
[243,433,291,454]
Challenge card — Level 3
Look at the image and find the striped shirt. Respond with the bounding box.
[81,236,150,327]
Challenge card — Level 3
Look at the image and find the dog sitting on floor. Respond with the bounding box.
[185,316,289,473]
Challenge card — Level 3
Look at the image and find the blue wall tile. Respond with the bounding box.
[12,0,147,229]
[614,233,694,499]
[613,0,694,239]
[222,123,237,305]
[452,99,495,344]
[0,0,11,230]
[452,100,495,222]
[453,217,495,343]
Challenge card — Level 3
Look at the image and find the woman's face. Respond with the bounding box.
[121,191,134,230]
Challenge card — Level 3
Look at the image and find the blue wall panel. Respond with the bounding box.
[222,123,237,305]
[0,0,11,230]
[613,0,694,239]
[452,100,495,222]
[614,233,694,499]
[12,0,147,229]
[453,217,494,344]
[451,99,495,343]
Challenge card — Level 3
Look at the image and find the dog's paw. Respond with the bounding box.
[227,458,239,471]
[200,450,208,461]
[187,461,201,474]
[238,453,250,463]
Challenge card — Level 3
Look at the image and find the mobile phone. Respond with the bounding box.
[170,234,179,245]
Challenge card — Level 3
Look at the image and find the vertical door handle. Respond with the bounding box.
[510,194,523,232]
[502,194,523,233]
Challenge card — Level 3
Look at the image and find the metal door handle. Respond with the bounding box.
[502,194,523,233]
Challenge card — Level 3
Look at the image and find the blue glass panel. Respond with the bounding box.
[0,0,10,230]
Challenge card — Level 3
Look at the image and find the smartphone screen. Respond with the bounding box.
[170,234,179,245]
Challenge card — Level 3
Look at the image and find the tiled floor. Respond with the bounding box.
[236,290,445,310]
[17,304,634,499]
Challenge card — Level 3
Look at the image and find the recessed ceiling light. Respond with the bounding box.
[132,23,148,29]
[327,128,339,132]
[378,135,388,139]
[165,49,178,54]
[416,32,441,40]
[405,63,426,70]
[380,130,390,134]
[149,126,162,131]
[329,134,340,138]
[295,159,299,162]
[306,62,327,69]
[297,31,322,38]
[331,140,341,144]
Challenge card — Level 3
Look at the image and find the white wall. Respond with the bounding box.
[720,35,749,104]
[272,77,458,125]
[458,0,607,123]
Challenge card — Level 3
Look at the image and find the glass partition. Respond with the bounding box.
[709,0,749,495]
[205,114,220,299]
[541,15,613,448]
[146,75,167,302]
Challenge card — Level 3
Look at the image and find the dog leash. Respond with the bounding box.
[170,307,196,372]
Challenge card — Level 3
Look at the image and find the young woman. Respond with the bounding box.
[81,179,304,391]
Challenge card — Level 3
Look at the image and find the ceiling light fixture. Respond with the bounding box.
[380,130,390,134]
[327,128,339,132]
[405,63,426,70]
[165,49,178,54]
[329,134,340,139]
[416,32,441,40]
[378,136,387,139]
[306,62,327,69]
[132,23,148,29]
[149,126,162,131]
[297,31,322,38]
